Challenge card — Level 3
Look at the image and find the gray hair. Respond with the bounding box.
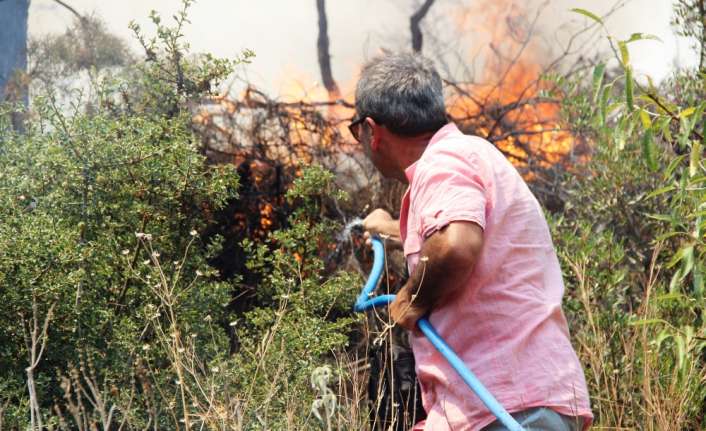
[355,52,447,136]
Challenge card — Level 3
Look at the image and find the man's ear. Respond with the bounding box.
[365,117,381,151]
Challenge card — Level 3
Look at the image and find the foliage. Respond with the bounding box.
[551,12,706,429]
[3,2,706,429]
[230,165,361,429]
[0,2,362,428]
[0,2,242,428]
[28,15,133,82]
[125,1,253,119]
[672,0,706,71]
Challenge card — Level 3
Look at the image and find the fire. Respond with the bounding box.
[191,1,578,240]
[277,68,356,149]
[446,1,575,175]
[191,74,357,240]
[259,202,274,229]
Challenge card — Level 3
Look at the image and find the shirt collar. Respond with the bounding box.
[403,122,460,183]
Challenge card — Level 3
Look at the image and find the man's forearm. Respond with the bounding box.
[387,221,483,330]
[402,223,482,313]
[403,242,471,312]
[379,218,401,241]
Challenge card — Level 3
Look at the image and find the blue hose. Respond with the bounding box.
[354,238,395,312]
[354,236,525,431]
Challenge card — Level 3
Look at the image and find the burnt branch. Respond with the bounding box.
[316,0,340,100]
[410,0,436,52]
[53,0,86,23]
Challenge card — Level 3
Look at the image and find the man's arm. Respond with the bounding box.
[390,220,483,331]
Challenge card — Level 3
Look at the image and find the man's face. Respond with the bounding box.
[351,117,394,178]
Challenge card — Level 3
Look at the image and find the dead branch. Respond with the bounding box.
[316,0,340,100]
[0,399,8,431]
[54,355,137,431]
[410,0,436,52]
[21,295,56,431]
[53,0,86,23]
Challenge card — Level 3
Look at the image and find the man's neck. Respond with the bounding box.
[393,134,434,183]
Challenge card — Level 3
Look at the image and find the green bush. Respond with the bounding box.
[0,3,363,428]
[0,2,237,428]
[549,13,706,428]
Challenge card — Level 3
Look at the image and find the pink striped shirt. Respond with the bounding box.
[400,123,592,430]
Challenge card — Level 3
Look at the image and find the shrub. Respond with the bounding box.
[550,13,706,428]
[0,3,364,428]
[0,2,243,428]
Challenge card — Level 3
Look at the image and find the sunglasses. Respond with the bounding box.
[348,116,367,142]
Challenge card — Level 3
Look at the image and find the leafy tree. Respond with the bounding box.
[672,0,706,72]
[0,1,244,427]
[0,2,363,428]
[551,10,706,429]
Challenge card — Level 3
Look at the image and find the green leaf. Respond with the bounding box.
[646,185,675,199]
[654,292,687,302]
[693,262,704,298]
[676,334,686,371]
[679,107,696,118]
[681,246,695,280]
[599,84,612,126]
[592,63,606,103]
[615,126,626,151]
[670,267,684,293]
[665,154,687,179]
[655,231,685,242]
[687,209,706,219]
[639,108,652,129]
[625,32,663,44]
[686,175,706,186]
[641,128,658,171]
[695,207,703,238]
[618,40,630,67]
[654,329,672,350]
[628,318,669,326]
[658,116,673,142]
[570,8,604,25]
[668,245,694,269]
[625,66,634,112]
[606,102,623,116]
[646,213,674,222]
[689,140,701,177]
[638,94,658,106]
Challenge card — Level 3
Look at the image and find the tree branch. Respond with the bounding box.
[410,0,436,52]
[53,0,86,23]
[646,92,704,141]
[315,0,340,100]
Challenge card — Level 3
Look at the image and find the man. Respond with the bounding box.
[352,52,593,430]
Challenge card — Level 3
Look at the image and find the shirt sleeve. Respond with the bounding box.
[411,148,489,239]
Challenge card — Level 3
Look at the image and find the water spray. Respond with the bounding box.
[337,217,364,244]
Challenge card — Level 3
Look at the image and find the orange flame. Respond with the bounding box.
[447,1,575,174]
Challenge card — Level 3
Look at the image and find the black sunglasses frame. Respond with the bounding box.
[348,116,367,142]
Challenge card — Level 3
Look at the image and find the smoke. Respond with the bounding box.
[28,0,697,95]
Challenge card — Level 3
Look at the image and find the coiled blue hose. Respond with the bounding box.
[354,236,525,431]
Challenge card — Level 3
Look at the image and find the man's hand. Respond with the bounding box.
[388,286,427,332]
[362,208,402,248]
